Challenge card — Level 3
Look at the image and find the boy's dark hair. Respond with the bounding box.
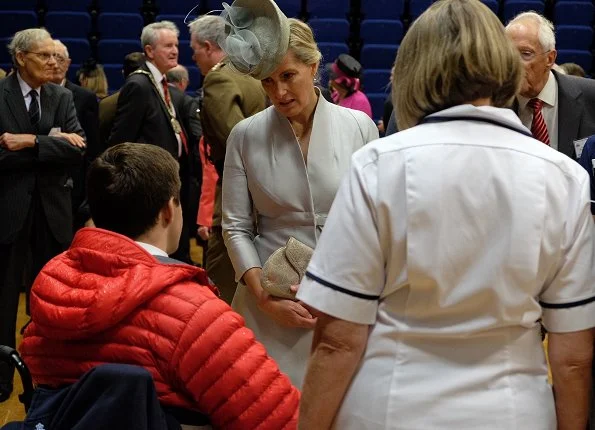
[87,143,181,239]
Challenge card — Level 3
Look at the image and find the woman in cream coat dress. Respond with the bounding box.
[221,16,378,387]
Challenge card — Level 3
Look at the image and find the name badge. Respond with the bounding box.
[574,137,588,158]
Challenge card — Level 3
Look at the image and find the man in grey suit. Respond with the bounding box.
[0,28,85,402]
[506,12,595,159]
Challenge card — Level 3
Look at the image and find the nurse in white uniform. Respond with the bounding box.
[297,0,595,428]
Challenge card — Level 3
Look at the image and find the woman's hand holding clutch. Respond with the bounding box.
[257,291,317,329]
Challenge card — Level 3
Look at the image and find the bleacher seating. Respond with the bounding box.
[481,0,499,14]
[97,0,144,13]
[410,0,434,20]
[103,63,125,92]
[0,0,594,85]
[155,14,195,37]
[318,42,350,63]
[45,12,92,39]
[363,69,391,94]
[309,18,350,44]
[45,0,91,12]
[98,13,144,39]
[98,39,142,64]
[367,93,387,122]
[557,25,593,50]
[557,49,593,71]
[0,38,13,65]
[308,0,351,19]
[361,44,399,70]
[156,1,205,15]
[2,0,37,10]
[554,1,594,25]
[361,19,403,45]
[276,0,303,18]
[59,38,92,64]
[503,0,545,22]
[360,0,405,20]
[0,12,38,37]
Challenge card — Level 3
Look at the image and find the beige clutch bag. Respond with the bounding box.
[261,237,314,299]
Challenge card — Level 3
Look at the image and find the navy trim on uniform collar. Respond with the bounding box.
[540,295,595,309]
[305,271,381,300]
[421,115,533,138]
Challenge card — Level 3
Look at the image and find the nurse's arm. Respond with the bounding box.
[298,312,369,430]
[548,328,594,430]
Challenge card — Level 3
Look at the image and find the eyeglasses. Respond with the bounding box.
[23,51,67,64]
[519,50,551,62]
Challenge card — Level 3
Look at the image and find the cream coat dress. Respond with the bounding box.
[222,93,378,387]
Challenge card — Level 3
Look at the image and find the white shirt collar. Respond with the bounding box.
[17,71,40,98]
[146,61,164,85]
[135,241,168,257]
[518,71,557,109]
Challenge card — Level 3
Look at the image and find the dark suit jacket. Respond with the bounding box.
[107,63,179,158]
[64,81,100,219]
[0,73,85,245]
[170,86,202,177]
[65,81,100,160]
[99,91,119,150]
[551,70,595,159]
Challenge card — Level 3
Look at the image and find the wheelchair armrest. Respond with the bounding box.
[0,345,34,411]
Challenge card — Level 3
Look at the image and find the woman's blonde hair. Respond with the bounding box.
[287,18,322,66]
[393,0,522,130]
[79,63,109,99]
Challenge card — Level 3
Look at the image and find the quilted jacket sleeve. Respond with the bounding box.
[170,288,299,429]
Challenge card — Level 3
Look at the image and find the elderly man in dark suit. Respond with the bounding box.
[51,39,100,230]
[506,12,595,159]
[108,21,186,160]
[0,28,85,401]
[107,22,193,262]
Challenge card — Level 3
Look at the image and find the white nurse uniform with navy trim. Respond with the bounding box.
[297,104,595,429]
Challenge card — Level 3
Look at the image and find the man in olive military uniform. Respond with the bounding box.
[189,15,266,303]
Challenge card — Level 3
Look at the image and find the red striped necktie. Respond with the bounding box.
[528,98,550,146]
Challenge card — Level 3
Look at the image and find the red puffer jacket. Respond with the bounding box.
[20,228,299,429]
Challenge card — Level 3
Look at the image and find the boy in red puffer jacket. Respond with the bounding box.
[20,143,299,429]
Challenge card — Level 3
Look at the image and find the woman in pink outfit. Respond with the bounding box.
[328,54,373,118]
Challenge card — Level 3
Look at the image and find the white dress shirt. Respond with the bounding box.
[17,71,41,117]
[146,61,182,157]
[135,241,168,257]
[518,71,559,150]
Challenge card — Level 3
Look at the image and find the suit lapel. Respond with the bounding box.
[555,71,581,158]
[138,64,176,135]
[5,74,33,133]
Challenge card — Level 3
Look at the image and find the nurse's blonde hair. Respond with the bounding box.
[393,0,522,130]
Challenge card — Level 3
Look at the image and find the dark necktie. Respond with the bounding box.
[162,77,188,155]
[528,98,550,146]
[28,90,40,127]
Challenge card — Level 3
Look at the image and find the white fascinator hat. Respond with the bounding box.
[218,0,290,80]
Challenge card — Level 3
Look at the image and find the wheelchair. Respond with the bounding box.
[0,346,211,430]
